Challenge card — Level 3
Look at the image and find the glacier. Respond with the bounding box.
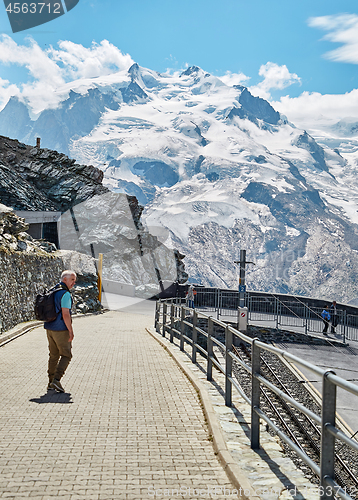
[1,63,358,303]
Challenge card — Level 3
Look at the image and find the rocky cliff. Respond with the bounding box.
[0,135,107,211]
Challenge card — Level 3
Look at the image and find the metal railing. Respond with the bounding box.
[154,300,358,500]
[190,289,358,342]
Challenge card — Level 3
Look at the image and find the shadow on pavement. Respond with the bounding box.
[30,391,73,404]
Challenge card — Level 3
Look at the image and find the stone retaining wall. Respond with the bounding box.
[0,204,102,333]
[0,251,62,332]
[0,249,101,334]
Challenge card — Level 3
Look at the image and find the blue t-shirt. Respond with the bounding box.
[44,283,73,331]
[61,291,72,309]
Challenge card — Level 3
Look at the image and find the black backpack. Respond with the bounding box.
[34,285,67,322]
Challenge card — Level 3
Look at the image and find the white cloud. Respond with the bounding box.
[249,62,301,100]
[0,36,134,113]
[219,71,250,87]
[272,89,358,130]
[0,77,20,108]
[48,39,134,79]
[0,35,65,112]
[308,14,358,64]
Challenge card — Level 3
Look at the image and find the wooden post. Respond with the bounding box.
[98,253,103,303]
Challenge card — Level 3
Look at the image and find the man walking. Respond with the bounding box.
[330,300,338,334]
[44,270,76,393]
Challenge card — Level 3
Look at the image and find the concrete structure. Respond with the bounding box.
[102,279,136,297]
[15,210,61,247]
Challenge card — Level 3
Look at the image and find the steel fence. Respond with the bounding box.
[346,314,358,342]
[191,289,358,342]
[154,301,358,500]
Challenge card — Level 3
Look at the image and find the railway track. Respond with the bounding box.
[230,342,358,498]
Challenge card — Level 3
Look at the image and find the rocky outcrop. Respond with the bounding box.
[0,135,108,212]
[230,86,281,126]
[0,205,101,333]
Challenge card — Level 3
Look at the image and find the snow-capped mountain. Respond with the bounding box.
[1,63,358,303]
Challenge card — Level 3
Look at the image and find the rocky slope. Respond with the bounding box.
[0,135,107,211]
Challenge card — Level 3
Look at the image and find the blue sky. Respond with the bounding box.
[0,0,358,127]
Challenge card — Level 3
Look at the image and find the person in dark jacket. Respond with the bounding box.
[330,300,338,334]
[44,270,76,393]
[321,306,331,335]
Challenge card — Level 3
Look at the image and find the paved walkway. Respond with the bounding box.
[0,311,235,500]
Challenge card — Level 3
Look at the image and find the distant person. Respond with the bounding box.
[321,305,331,335]
[186,284,196,309]
[44,270,76,393]
[330,300,338,334]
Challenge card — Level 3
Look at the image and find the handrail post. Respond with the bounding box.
[225,325,233,407]
[180,306,185,351]
[192,309,198,363]
[207,317,213,381]
[162,302,167,338]
[155,300,160,333]
[343,310,347,344]
[304,302,308,335]
[320,371,336,500]
[217,289,220,320]
[251,338,261,449]
[170,303,174,343]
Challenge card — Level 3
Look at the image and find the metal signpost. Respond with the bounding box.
[234,250,255,332]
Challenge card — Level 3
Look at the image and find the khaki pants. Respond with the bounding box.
[46,329,72,382]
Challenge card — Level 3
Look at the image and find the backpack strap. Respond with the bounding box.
[52,284,71,318]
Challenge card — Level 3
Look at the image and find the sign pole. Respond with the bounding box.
[234,250,255,332]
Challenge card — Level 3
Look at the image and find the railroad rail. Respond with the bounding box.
[230,344,358,498]
[155,300,358,500]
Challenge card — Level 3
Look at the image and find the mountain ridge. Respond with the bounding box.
[1,63,358,302]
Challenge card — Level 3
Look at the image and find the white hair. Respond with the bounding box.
[61,270,77,280]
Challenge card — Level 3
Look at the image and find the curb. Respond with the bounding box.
[0,310,108,348]
[146,327,260,500]
[0,321,43,347]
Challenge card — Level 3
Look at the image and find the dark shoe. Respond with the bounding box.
[50,379,65,393]
[47,382,55,391]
